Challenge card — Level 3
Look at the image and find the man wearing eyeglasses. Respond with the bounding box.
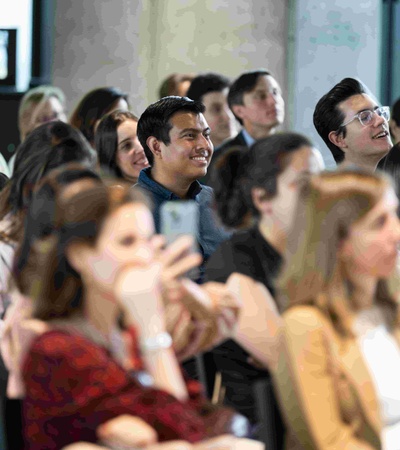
[313,77,392,172]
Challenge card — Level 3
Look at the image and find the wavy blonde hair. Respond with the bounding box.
[277,169,400,335]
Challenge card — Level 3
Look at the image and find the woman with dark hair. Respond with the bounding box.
[69,87,129,147]
[0,121,96,317]
[204,132,323,447]
[95,110,149,184]
[275,170,400,449]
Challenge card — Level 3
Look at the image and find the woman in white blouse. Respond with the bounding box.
[275,170,400,450]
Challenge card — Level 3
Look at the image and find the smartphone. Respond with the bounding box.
[160,200,200,280]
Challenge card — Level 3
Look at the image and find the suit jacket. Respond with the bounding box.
[274,304,384,450]
[203,130,248,185]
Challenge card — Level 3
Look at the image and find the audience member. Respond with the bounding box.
[18,85,67,142]
[137,96,231,282]
[390,97,400,145]
[158,73,195,99]
[276,170,400,449]
[0,121,96,318]
[205,133,323,446]
[378,142,400,202]
[70,87,129,147]
[208,69,284,174]
[314,77,392,171]
[16,182,250,449]
[186,73,236,148]
[7,85,68,174]
[95,110,149,184]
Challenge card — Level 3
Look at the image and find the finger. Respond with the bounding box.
[159,235,197,267]
[177,322,208,361]
[162,253,202,283]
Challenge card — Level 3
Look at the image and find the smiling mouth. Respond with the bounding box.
[132,157,148,166]
[373,130,389,139]
[190,152,210,162]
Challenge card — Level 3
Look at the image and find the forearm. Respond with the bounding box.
[140,343,188,401]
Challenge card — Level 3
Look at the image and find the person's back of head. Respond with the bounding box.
[137,96,205,166]
[313,77,367,164]
[14,163,101,296]
[8,121,97,218]
[18,85,67,142]
[158,73,195,99]
[69,87,129,146]
[210,132,314,229]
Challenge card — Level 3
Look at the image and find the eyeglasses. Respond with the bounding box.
[340,106,390,128]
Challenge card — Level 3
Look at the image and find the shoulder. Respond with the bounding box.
[205,231,255,281]
[27,329,106,364]
[283,305,331,334]
[215,131,246,153]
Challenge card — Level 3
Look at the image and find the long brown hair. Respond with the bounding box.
[15,182,149,321]
[277,170,400,334]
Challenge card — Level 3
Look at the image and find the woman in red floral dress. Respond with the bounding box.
[15,182,239,449]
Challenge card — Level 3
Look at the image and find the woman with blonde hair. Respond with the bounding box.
[275,170,400,449]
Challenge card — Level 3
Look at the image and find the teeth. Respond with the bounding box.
[191,156,207,161]
[374,131,387,139]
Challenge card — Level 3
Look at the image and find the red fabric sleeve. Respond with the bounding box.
[22,330,206,450]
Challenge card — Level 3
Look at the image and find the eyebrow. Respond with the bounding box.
[118,137,133,146]
[179,127,211,136]
[356,105,379,115]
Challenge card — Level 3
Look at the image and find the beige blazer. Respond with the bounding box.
[273,304,392,450]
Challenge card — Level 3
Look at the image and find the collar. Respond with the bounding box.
[241,128,256,147]
[138,167,202,200]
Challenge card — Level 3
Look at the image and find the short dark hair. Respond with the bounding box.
[313,78,368,164]
[137,96,205,166]
[70,87,129,145]
[95,110,139,179]
[186,73,231,102]
[228,69,271,125]
[391,97,400,127]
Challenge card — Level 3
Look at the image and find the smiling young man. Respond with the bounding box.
[206,69,285,179]
[136,96,230,281]
[313,78,392,172]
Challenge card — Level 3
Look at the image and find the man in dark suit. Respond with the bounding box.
[206,69,285,180]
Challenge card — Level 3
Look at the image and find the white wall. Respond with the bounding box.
[52,1,289,118]
[289,0,382,168]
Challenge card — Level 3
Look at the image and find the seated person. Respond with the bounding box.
[136,96,231,283]
[275,170,400,449]
[205,133,323,446]
[15,182,250,449]
[95,110,149,184]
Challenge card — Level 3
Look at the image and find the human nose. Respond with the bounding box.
[197,133,213,150]
[373,109,386,126]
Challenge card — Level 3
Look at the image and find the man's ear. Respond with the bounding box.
[251,187,272,215]
[146,137,163,160]
[231,104,245,121]
[328,130,348,150]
